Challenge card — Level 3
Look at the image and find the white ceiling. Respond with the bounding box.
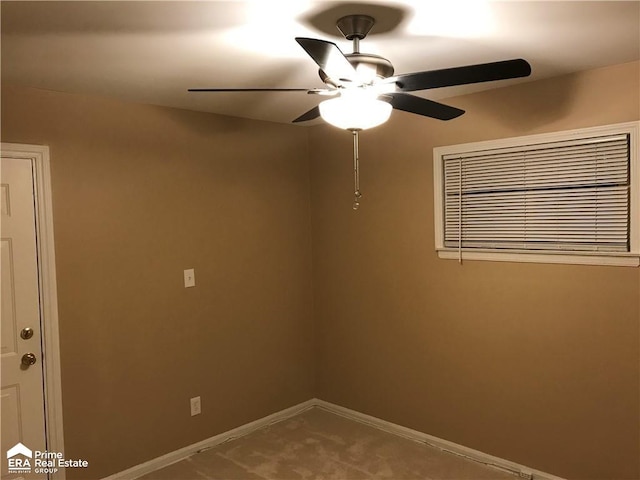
[2,1,639,125]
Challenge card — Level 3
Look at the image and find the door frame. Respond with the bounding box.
[1,143,65,480]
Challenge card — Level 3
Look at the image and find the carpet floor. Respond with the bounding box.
[139,407,515,479]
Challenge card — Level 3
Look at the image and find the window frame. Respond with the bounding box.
[433,121,639,267]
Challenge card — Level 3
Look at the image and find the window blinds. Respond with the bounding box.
[443,134,630,252]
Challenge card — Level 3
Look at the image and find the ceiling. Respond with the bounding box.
[2,1,639,125]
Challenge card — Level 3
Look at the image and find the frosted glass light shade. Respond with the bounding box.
[319,93,392,130]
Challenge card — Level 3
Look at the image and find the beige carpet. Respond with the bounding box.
[139,407,515,479]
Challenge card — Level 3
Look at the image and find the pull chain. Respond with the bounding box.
[352,129,362,210]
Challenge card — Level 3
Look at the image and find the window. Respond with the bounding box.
[433,122,639,266]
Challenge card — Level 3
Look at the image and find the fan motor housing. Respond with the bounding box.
[319,53,394,85]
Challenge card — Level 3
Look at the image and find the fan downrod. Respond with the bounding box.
[337,14,375,54]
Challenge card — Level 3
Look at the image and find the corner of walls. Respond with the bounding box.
[303,125,320,399]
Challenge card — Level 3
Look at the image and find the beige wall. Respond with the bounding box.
[309,61,640,480]
[2,60,638,480]
[1,86,315,479]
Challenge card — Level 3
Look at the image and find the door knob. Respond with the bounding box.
[20,327,34,340]
[21,353,37,366]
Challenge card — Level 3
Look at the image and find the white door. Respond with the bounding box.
[1,156,47,479]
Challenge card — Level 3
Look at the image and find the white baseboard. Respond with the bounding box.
[315,399,566,480]
[103,397,565,480]
[101,399,317,480]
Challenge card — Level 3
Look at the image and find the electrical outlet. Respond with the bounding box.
[518,470,533,480]
[190,396,201,416]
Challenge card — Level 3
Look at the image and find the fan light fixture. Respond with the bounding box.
[319,89,392,130]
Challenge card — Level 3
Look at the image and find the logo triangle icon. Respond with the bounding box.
[7,443,32,459]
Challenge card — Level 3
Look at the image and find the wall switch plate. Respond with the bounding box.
[184,268,195,288]
[190,396,201,416]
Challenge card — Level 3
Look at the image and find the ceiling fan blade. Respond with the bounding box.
[295,37,357,83]
[292,105,321,123]
[391,59,531,92]
[188,88,310,92]
[307,89,340,96]
[383,93,465,120]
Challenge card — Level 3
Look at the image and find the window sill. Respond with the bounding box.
[437,249,640,267]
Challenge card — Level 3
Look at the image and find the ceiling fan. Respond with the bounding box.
[189,14,531,208]
[189,14,531,128]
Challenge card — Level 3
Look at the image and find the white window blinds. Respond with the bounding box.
[442,134,631,252]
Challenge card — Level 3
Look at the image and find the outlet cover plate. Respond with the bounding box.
[190,396,201,416]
